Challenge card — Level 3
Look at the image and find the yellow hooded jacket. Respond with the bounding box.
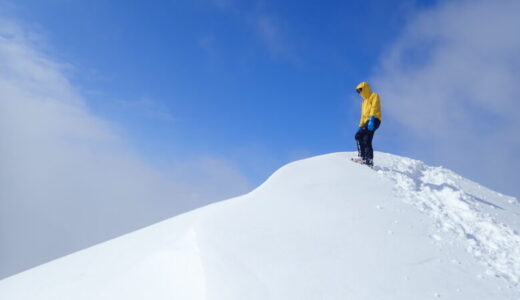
[356,82,382,127]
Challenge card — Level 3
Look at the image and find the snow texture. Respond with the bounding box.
[375,153,520,286]
[0,152,519,299]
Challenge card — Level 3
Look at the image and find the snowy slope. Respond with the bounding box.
[1,152,519,299]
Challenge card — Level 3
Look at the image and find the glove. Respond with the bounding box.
[367,116,376,131]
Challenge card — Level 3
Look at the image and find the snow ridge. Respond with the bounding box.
[375,153,520,286]
[2,152,519,299]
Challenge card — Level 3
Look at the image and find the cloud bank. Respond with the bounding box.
[0,18,251,279]
[372,0,520,197]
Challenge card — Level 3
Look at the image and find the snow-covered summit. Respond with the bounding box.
[1,152,519,299]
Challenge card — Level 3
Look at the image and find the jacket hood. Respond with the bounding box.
[356,82,372,100]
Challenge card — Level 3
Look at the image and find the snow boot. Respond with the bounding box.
[351,157,374,167]
[365,158,374,167]
[351,157,364,164]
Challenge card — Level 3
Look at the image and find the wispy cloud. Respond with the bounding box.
[372,0,520,197]
[198,35,217,52]
[0,18,251,279]
[206,0,296,62]
[208,0,235,11]
[114,97,175,122]
[253,14,292,59]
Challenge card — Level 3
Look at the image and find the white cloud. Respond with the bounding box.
[372,0,520,197]
[0,18,251,279]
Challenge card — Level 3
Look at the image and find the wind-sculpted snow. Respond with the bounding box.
[374,153,520,286]
[0,152,519,299]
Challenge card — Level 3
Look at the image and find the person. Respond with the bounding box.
[352,82,382,167]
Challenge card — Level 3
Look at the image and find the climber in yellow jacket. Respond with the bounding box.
[352,82,382,167]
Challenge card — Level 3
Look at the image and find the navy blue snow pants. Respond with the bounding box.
[355,118,381,164]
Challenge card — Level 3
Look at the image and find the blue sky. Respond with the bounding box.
[6,0,436,183]
[2,0,519,279]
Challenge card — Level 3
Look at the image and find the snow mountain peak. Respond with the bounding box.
[1,152,519,299]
